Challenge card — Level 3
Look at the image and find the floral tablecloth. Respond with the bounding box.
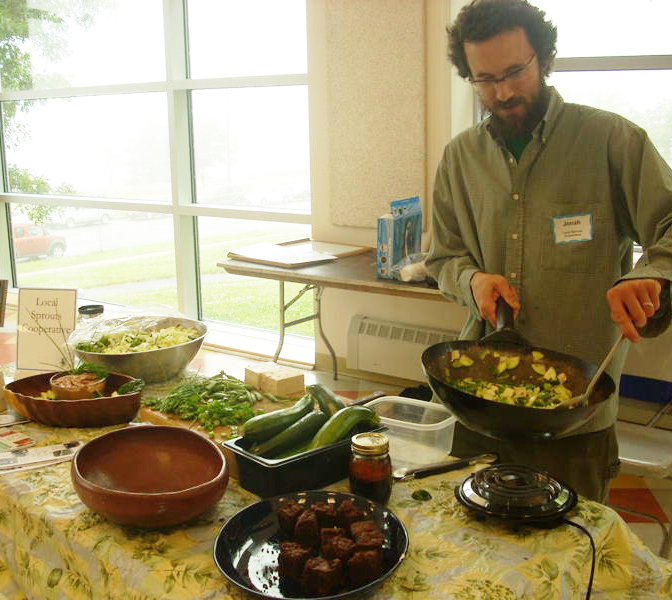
[0,421,670,600]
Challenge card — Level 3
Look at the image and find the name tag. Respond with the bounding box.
[551,213,593,244]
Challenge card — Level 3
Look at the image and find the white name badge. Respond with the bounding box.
[551,213,593,244]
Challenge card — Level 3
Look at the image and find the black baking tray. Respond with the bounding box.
[222,427,386,497]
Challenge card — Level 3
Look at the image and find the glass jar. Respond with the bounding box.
[349,432,392,504]
[78,304,104,320]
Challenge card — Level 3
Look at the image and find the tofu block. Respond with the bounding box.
[245,363,305,396]
[244,362,270,388]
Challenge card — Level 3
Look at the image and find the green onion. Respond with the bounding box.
[142,371,294,432]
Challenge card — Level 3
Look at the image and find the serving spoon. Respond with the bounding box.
[392,452,499,482]
[555,334,626,410]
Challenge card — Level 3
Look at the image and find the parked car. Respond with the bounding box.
[47,207,114,228]
[12,223,67,259]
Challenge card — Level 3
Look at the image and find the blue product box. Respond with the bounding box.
[376,214,394,279]
[376,196,421,279]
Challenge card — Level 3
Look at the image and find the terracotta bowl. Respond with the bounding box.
[5,372,141,427]
[71,425,228,528]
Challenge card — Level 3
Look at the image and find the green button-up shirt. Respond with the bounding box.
[426,87,672,433]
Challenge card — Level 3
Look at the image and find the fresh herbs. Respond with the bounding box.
[76,335,110,352]
[412,489,432,502]
[70,362,109,380]
[116,378,145,395]
[142,371,291,437]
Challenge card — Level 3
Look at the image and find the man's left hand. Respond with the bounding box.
[606,278,667,342]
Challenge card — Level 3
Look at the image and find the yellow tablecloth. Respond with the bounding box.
[0,422,671,600]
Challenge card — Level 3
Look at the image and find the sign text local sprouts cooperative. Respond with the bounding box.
[17,288,77,371]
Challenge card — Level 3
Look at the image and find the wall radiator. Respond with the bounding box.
[347,315,460,381]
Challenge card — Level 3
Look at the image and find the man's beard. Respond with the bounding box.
[484,83,550,139]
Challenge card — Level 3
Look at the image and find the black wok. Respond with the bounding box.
[421,300,615,441]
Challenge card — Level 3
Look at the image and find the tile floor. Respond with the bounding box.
[1,309,669,560]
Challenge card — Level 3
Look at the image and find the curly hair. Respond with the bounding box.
[448,0,557,79]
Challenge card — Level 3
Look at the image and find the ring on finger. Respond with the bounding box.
[643,301,654,309]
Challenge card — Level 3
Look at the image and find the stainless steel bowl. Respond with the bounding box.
[73,316,208,384]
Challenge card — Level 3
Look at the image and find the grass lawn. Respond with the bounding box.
[15,228,315,336]
[100,278,315,336]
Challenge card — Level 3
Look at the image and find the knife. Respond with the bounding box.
[392,452,499,482]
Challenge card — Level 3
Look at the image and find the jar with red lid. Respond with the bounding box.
[349,432,392,504]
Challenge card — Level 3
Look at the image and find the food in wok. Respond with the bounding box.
[444,348,575,409]
[421,299,615,440]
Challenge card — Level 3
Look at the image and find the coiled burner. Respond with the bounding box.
[455,464,577,525]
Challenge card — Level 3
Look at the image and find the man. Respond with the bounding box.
[425,0,672,502]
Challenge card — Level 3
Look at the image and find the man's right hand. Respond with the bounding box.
[470,272,520,328]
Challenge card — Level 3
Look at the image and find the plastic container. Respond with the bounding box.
[222,426,386,498]
[364,396,456,470]
[616,420,672,478]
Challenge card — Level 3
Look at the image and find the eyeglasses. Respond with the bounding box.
[469,53,536,91]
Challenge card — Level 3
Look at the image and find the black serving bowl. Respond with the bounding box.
[213,490,408,600]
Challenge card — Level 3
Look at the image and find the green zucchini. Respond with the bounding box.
[241,394,314,443]
[273,439,311,460]
[307,405,381,450]
[308,383,347,416]
[252,411,329,458]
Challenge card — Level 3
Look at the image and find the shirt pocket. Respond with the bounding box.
[540,210,615,274]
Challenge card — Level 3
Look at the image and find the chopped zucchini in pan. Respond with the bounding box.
[444,348,573,408]
[447,377,572,408]
[450,349,474,368]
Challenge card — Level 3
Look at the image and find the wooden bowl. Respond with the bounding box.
[5,372,141,427]
[71,425,228,528]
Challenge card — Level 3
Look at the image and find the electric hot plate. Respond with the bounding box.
[455,463,578,527]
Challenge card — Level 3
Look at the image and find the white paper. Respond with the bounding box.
[16,287,77,371]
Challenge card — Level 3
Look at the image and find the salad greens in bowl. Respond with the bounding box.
[73,316,207,383]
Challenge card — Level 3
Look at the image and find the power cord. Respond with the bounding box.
[563,519,596,599]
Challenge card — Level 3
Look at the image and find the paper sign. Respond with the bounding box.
[17,287,77,371]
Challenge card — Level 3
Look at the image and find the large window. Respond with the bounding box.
[0,0,313,355]
[537,0,672,168]
[535,0,672,262]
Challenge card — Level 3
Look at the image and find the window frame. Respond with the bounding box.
[0,0,311,321]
